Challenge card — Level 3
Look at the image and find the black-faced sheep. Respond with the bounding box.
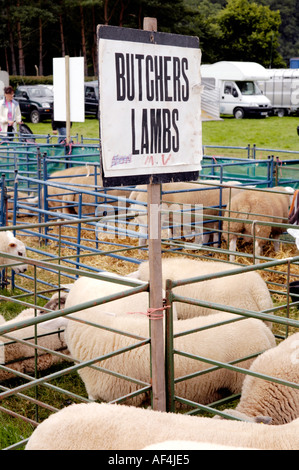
[222,186,294,262]
[25,402,299,450]
[216,332,299,425]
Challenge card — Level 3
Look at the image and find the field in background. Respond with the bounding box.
[26,115,299,155]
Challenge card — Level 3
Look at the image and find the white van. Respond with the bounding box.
[201,61,272,119]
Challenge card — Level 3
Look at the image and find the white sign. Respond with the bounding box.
[53,57,85,122]
[98,27,202,183]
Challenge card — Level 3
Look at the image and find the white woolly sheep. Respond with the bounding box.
[40,308,275,407]
[129,181,252,246]
[0,308,67,381]
[216,332,299,425]
[25,402,299,450]
[222,186,294,262]
[50,273,174,319]
[6,189,36,219]
[128,257,273,326]
[0,231,27,273]
[35,166,129,216]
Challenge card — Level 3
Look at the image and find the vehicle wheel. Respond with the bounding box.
[234,108,245,119]
[30,109,40,124]
[277,109,285,117]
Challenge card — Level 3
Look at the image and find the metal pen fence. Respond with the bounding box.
[164,257,299,415]
[1,143,299,448]
[0,251,152,449]
[0,247,298,449]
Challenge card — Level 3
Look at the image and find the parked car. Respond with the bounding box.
[14,85,53,123]
[85,81,98,117]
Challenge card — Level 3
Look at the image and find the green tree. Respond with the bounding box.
[215,0,285,67]
[181,0,223,63]
[261,0,299,64]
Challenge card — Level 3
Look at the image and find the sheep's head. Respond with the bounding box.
[6,232,27,273]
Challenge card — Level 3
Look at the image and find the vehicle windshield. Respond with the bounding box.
[235,81,262,95]
[27,87,53,98]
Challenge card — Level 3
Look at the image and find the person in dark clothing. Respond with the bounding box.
[51,114,67,143]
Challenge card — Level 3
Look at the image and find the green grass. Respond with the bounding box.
[202,116,299,154]
[26,114,299,155]
[0,364,88,449]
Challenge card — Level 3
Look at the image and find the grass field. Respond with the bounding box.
[27,114,299,155]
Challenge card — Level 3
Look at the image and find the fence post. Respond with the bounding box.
[165,278,175,412]
[144,16,166,412]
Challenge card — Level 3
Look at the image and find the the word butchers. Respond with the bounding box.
[115,53,190,156]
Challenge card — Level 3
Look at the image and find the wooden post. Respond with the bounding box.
[144,17,166,412]
[65,55,71,145]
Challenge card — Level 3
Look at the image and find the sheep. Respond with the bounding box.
[34,165,129,216]
[45,273,172,318]
[128,257,273,326]
[39,273,178,321]
[39,284,73,314]
[5,189,36,219]
[0,231,27,273]
[0,308,67,381]
[40,307,275,407]
[25,402,299,450]
[216,332,299,425]
[128,181,253,246]
[222,186,294,263]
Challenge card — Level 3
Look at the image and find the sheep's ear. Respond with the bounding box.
[254,416,272,424]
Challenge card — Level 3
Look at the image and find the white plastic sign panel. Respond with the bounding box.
[98,26,202,186]
[53,57,85,122]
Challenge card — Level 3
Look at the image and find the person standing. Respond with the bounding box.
[51,105,72,144]
[51,114,67,143]
[0,86,22,140]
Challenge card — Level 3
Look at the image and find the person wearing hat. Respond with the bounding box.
[0,86,23,139]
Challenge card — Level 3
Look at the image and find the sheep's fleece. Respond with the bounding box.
[129,257,273,324]
[43,308,275,407]
[218,332,299,425]
[25,402,299,450]
[62,274,152,318]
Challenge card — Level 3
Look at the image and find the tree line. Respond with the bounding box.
[0,0,298,78]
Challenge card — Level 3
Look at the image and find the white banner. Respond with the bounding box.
[53,57,85,122]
